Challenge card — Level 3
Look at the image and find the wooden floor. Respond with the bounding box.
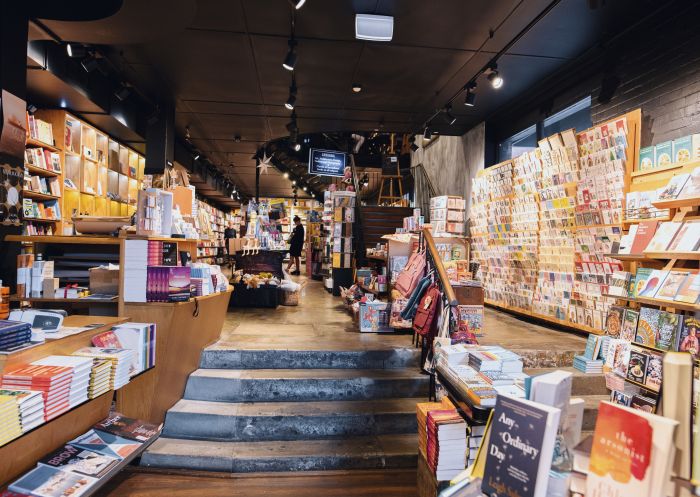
[95,467,418,497]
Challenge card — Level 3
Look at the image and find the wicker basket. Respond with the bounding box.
[280,289,300,306]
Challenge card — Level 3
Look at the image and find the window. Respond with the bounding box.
[543,96,592,137]
[498,125,537,162]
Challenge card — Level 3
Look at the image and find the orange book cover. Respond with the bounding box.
[587,402,653,497]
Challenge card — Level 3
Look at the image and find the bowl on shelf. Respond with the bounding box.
[72,216,131,234]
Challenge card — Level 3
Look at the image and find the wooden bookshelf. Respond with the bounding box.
[652,196,700,210]
[8,295,118,304]
[603,293,699,312]
[25,164,60,177]
[25,137,60,152]
[644,251,700,260]
[22,191,60,202]
[5,234,120,245]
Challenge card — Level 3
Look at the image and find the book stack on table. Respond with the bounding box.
[0,394,22,445]
[32,356,94,408]
[0,365,73,421]
[73,348,133,390]
[0,389,44,433]
[0,320,32,352]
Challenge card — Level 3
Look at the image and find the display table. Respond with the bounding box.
[234,249,286,278]
[114,286,233,424]
[230,283,280,308]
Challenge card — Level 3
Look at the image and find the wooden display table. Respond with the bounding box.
[114,287,233,424]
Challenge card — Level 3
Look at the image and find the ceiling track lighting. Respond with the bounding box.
[443,105,457,126]
[486,63,504,89]
[423,126,432,141]
[351,83,363,93]
[194,153,200,160]
[114,84,131,101]
[464,82,477,107]
[285,78,298,110]
[294,143,302,152]
[282,38,298,71]
[66,43,87,58]
[289,0,306,10]
[80,54,99,73]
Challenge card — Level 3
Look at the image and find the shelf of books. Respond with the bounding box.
[470,109,641,335]
[25,110,146,237]
[195,200,235,262]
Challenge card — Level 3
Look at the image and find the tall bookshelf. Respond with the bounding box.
[195,200,234,262]
[470,108,642,335]
[26,110,145,237]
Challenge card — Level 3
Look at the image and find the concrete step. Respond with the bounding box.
[525,367,608,396]
[200,347,421,370]
[184,368,430,403]
[580,394,607,432]
[140,433,418,473]
[163,397,421,441]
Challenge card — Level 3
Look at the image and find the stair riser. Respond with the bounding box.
[140,452,417,473]
[200,349,421,370]
[570,375,608,396]
[582,405,599,432]
[162,411,418,441]
[184,376,430,402]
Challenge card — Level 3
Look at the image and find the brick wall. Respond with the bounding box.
[489,1,700,150]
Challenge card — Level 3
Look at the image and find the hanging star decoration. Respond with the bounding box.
[258,152,273,175]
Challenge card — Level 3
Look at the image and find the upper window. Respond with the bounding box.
[498,125,537,162]
[543,96,592,136]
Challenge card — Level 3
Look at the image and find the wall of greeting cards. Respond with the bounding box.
[469,109,642,335]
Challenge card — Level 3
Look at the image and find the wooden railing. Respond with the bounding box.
[422,228,458,307]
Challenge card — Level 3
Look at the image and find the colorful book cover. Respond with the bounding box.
[612,342,631,378]
[632,268,654,298]
[655,141,673,167]
[673,135,692,163]
[10,465,97,497]
[644,222,682,252]
[657,174,689,200]
[635,307,660,347]
[679,317,700,357]
[679,167,700,198]
[68,429,141,460]
[656,311,684,352]
[38,445,119,478]
[91,331,121,349]
[587,402,653,495]
[626,350,649,384]
[639,146,654,170]
[604,306,625,338]
[668,220,700,252]
[643,354,663,392]
[620,309,640,342]
[93,413,160,442]
[675,274,700,304]
[654,271,689,301]
[637,270,669,298]
[630,221,659,254]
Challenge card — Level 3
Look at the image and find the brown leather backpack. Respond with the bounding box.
[413,284,441,337]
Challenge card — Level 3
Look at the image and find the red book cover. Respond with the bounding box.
[630,221,659,254]
[92,331,122,348]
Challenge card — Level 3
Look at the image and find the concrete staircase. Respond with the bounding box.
[141,349,608,473]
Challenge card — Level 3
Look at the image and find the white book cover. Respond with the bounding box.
[645,221,682,252]
[113,327,146,375]
[668,220,700,252]
[679,167,700,198]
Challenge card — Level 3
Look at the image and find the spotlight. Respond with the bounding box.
[464,84,476,106]
[66,43,86,58]
[114,84,131,101]
[285,94,296,110]
[234,135,241,142]
[27,104,37,115]
[194,154,200,160]
[282,39,298,71]
[284,172,289,179]
[487,64,503,89]
[294,142,302,152]
[443,106,457,125]
[286,110,298,132]
[81,55,99,73]
[352,83,363,93]
[302,186,308,191]
[289,0,306,9]
[410,143,418,152]
[423,127,431,140]
[292,180,297,185]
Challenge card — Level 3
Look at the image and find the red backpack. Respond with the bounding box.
[413,284,441,337]
[394,251,426,297]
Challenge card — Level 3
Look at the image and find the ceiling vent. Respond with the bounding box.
[355,14,394,41]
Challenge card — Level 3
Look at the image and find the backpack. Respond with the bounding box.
[394,251,426,297]
[413,284,441,337]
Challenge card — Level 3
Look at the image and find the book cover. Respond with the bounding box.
[679,167,700,198]
[654,271,689,301]
[626,349,649,384]
[655,141,673,167]
[637,270,669,298]
[93,412,160,442]
[10,465,97,497]
[678,317,700,357]
[644,222,682,252]
[91,331,121,348]
[612,342,632,377]
[587,402,653,496]
[673,136,693,163]
[657,174,689,200]
[630,221,659,254]
[632,268,654,298]
[644,353,663,391]
[481,395,561,497]
[38,444,119,478]
[604,306,625,338]
[639,146,654,170]
[675,273,700,304]
[620,309,640,342]
[656,311,683,352]
[635,307,660,347]
[68,429,141,460]
[668,220,700,252]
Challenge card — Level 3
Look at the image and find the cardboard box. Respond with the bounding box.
[89,266,120,295]
[42,278,59,298]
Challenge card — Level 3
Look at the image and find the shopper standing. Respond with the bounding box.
[287,216,304,275]
[224,221,237,256]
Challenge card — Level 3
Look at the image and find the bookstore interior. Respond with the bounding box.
[2,1,700,497]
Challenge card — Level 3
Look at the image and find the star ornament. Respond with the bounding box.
[258,152,273,174]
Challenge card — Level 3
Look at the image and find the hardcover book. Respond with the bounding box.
[679,167,700,198]
[620,309,640,342]
[481,395,561,497]
[10,465,97,497]
[68,429,141,460]
[630,221,659,254]
[667,220,700,252]
[654,271,689,301]
[627,349,649,384]
[678,317,700,357]
[635,307,661,347]
[632,268,654,298]
[644,353,663,392]
[656,311,684,352]
[644,221,682,252]
[675,273,700,304]
[604,306,625,338]
[38,445,119,478]
[93,413,160,442]
[637,270,669,298]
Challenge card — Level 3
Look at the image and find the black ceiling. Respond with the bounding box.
[34,0,657,198]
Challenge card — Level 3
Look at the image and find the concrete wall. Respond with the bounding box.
[411,122,485,215]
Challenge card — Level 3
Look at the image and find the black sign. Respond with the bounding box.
[308,149,347,177]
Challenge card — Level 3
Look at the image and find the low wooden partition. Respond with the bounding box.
[114,287,233,424]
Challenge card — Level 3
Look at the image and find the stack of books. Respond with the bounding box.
[416,398,454,461]
[468,348,523,374]
[467,423,488,467]
[123,239,148,302]
[0,389,44,433]
[93,323,157,377]
[0,393,22,445]
[0,320,32,352]
[0,365,73,421]
[73,348,134,389]
[32,356,94,408]
[573,335,604,374]
[86,359,113,398]
[426,409,467,481]
[573,355,604,374]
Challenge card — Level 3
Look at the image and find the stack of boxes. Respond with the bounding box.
[16,254,58,299]
[331,191,356,269]
[430,196,466,236]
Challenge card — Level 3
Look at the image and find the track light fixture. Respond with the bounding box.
[27,104,38,115]
[81,55,99,73]
[289,0,306,10]
[283,39,298,71]
[66,43,87,58]
[352,83,363,93]
[286,110,298,132]
[284,172,289,179]
[285,78,297,110]
[443,105,457,125]
[194,153,200,160]
[302,186,308,191]
[423,126,432,141]
[486,64,504,89]
[292,180,297,185]
[114,84,131,101]
[294,142,302,152]
[464,83,476,107]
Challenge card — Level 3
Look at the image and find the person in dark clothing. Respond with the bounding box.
[287,215,304,275]
[224,222,237,256]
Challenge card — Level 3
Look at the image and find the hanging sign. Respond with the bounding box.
[308,149,347,177]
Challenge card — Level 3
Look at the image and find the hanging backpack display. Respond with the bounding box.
[413,284,441,337]
[394,250,426,297]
